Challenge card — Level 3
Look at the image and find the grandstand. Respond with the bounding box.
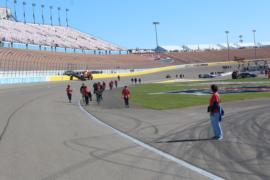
[158,47,270,64]
[0,5,270,75]
[157,42,270,52]
[0,48,159,71]
[0,19,123,52]
[1,47,270,73]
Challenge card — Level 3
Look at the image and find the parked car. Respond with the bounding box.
[63,70,75,76]
[166,74,171,79]
[198,73,216,78]
[239,72,257,78]
[232,71,239,79]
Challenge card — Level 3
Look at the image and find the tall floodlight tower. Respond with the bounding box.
[57,7,61,26]
[49,6,53,26]
[65,8,69,27]
[32,3,36,24]
[153,22,160,51]
[41,5,45,24]
[23,1,26,23]
[225,30,230,61]
[5,0,9,19]
[239,35,243,43]
[252,29,257,59]
[13,0,17,20]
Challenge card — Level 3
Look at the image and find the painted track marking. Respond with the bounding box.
[78,101,224,180]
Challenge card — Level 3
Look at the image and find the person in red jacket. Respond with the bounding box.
[109,81,114,90]
[102,81,106,90]
[83,86,90,105]
[122,86,131,108]
[66,85,72,103]
[208,84,223,140]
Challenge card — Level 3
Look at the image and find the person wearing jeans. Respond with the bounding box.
[208,84,223,140]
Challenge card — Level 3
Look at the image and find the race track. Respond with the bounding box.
[0,65,269,180]
[0,81,209,180]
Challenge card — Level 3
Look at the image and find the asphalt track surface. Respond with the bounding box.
[0,65,269,180]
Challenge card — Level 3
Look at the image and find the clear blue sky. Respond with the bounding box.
[1,0,270,49]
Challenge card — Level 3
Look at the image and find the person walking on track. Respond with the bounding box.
[80,83,86,103]
[208,84,224,140]
[66,85,72,103]
[83,86,90,105]
[122,86,131,108]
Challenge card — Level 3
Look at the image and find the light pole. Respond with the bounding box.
[153,22,160,51]
[23,1,26,23]
[57,7,61,26]
[49,6,53,26]
[32,3,36,24]
[41,5,45,24]
[225,30,230,61]
[5,0,9,19]
[239,35,243,43]
[13,0,17,20]
[252,29,257,59]
[65,8,69,27]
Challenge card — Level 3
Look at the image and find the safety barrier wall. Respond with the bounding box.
[0,76,47,84]
[0,66,178,84]
[0,59,266,85]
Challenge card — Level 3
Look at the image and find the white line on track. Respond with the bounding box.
[78,101,224,180]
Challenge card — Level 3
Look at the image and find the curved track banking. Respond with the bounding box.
[0,65,268,180]
[81,66,269,180]
[0,79,209,180]
[85,90,270,180]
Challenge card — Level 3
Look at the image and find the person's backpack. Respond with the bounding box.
[219,105,225,121]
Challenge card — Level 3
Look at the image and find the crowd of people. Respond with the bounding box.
[130,77,142,84]
[65,76,131,108]
[66,75,226,140]
[175,74,185,78]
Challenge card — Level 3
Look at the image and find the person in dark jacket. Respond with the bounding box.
[93,82,98,94]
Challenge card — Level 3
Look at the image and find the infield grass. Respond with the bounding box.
[131,78,270,110]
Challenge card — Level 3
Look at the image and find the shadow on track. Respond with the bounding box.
[156,138,214,143]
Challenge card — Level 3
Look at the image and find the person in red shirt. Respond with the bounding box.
[122,86,131,108]
[208,84,223,140]
[102,81,106,90]
[83,86,90,105]
[66,85,72,103]
[109,81,113,90]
